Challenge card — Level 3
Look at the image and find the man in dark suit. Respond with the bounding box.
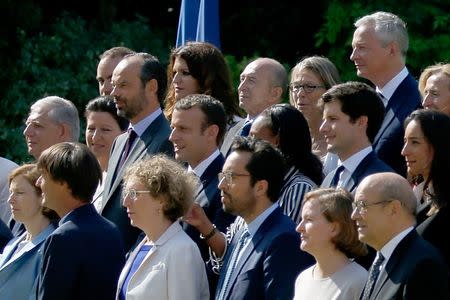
[350,11,421,176]
[101,52,174,251]
[170,94,236,298]
[220,57,287,156]
[352,172,449,299]
[320,82,393,194]
[215,137,313,300]
[35,142,125,300]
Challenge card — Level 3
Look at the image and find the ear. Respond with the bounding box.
[205,124,219,142]
[254,179,269,198]
[388,41,400,57]
[356,115,368,128]
[270,86,283,104]
[60,123,71,140]
[330,221,340,238]
[145,78,158,96]
[389,199,402,216]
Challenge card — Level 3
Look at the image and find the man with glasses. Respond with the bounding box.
[220,57,287,156]
[214,137,313,300]
[320,82,393,193]
[352,172,449,299]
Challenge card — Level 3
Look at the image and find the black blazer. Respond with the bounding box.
[366,230,449,299]
[372,73,422,176]
[101,113,174,251]
[36,204,125,300]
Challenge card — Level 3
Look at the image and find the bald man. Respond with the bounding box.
[352,173,449,299]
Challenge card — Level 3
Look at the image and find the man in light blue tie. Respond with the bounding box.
[220,58,287,156]
[215,137,313,300]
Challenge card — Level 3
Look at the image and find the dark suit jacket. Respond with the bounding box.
[372,73,422,176]
[366,230,449,299]
[101,113,174,251]
[36,204,125,300]
[0,218,12,252]
[321,151,394,193]
[216,207,314,300]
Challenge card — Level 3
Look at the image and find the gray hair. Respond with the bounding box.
[355,11,409,58]
[31,96,80,141]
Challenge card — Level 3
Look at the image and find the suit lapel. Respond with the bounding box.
[195,154,224,206]
[346,152,375,192]
[103,133,128,203]
[373,108,395,146]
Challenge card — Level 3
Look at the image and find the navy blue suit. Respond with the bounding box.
[321,151,393,193]
[216,207,314,300]
[101,113,174,251]
[365,230,449,299]
[373,73,421,176]
[0,219,12,252]
[36,204,125,300]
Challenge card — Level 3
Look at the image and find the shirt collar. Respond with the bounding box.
[188,149,220,178]
[376,67,408,106]
[245,203,278,237]
[130,108,162,137]
[338,146,373,174]
[380,226,414,264]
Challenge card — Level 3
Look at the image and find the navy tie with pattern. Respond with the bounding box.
[362,253,385,300]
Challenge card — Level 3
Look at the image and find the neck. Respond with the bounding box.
[23,214,51,240]
[242,198,272,224]
[57,200,88,218]
[338,140,371,162]
[98,157,108,172]
[143,218,173,242]
[371,63,404,88]
[189,147,217,169]
[313,248,351,278]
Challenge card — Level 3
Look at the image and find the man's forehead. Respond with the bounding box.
[27,105,52,122]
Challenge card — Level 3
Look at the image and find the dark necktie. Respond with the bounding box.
[118,128,137,171]
[239,120,252,137]
[362,253,385,300]
[216,229,250,300]
[330,165,345,187]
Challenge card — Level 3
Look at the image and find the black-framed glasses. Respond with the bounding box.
[218,171,250,186]
[124,188,151,201]
[352,200,393,213]
[289,82,326,93]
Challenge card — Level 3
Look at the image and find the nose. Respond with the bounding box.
[401,141,409,157]
[110,85,118,97]
[422,94,432,109]
[102,80,113,96]
[172,72,181,84]
[350,48,357,61]
[23,123,32,137]
[296,220,305,233]
[36,175,42,188]
[122,193,131,207]
[7,193,14,204]
[168,128,177,143]
[218,176,227,190]
[351,207,360,220]
[319,119,328,134]
[91,129,100,142]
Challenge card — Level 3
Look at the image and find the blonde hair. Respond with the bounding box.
[418,63,450,97]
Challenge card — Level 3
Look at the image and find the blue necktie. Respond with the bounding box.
[361,253,385,300]
[239,120,252,137]
[330,165,345,187]
[216,229,250,300]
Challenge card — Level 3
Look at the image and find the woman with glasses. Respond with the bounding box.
[401,109,450,269]
[117,154,209,300]
[294,188,367,300]
[0,164,58,300]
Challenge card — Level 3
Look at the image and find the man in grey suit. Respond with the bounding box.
[101,52,174,251]
[220,57,287,156]
[320,82,393,193]
[352,173,449,299]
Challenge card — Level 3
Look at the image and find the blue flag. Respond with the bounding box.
[176,0,220,49]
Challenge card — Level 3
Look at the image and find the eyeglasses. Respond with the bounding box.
[124,188,151,201]
[289,82,326,94]
[352,200,393,213]
[218,171,250,186]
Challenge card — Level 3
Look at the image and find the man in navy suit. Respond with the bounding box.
[320,82,393,194]
[170,94,236,298]
[352,173,449,299]
[101,53,174,252]
[35,142,125,300]
[215,137,313,300]
[350,11,421,176]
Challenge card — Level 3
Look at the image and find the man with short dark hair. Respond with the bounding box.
[101,52,174,251]
[320,82,393,193]
[215,137,313,300]
[35,142,125,300]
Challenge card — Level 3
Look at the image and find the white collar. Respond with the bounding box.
[338,146,373,174]
[376,67,408,106]
[189,149,220,178]
[379,226,414,266]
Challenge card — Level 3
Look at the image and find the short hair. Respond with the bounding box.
[355,11,409,58]
[290,56,341,89]
[8,164,59,221]
[99,46,135,60]
[303,188,367,258]
[251,57,288,96]
[418,63,450,97]
[124,53,167,104]
[231,136,286,202]
[319,81,385,143]
[257,104,323,185]
[30,96,80,141]
[174,94,227,146]
[85,95,129,131]
[37,142,102,203]
[123,154,196,222]
[164,42,241,123]
[404,109,450,209]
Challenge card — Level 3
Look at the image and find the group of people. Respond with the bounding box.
[0,9,449,300]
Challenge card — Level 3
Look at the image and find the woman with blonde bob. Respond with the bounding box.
[116,154,209,300]
[294,188,367,300]
[418,63,450,116]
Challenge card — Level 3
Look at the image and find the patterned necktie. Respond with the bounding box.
[362,253,385,300]
[239,120,252,137]
[330,165,345,187]
[118,129,137,171]
[216,229,250,300]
